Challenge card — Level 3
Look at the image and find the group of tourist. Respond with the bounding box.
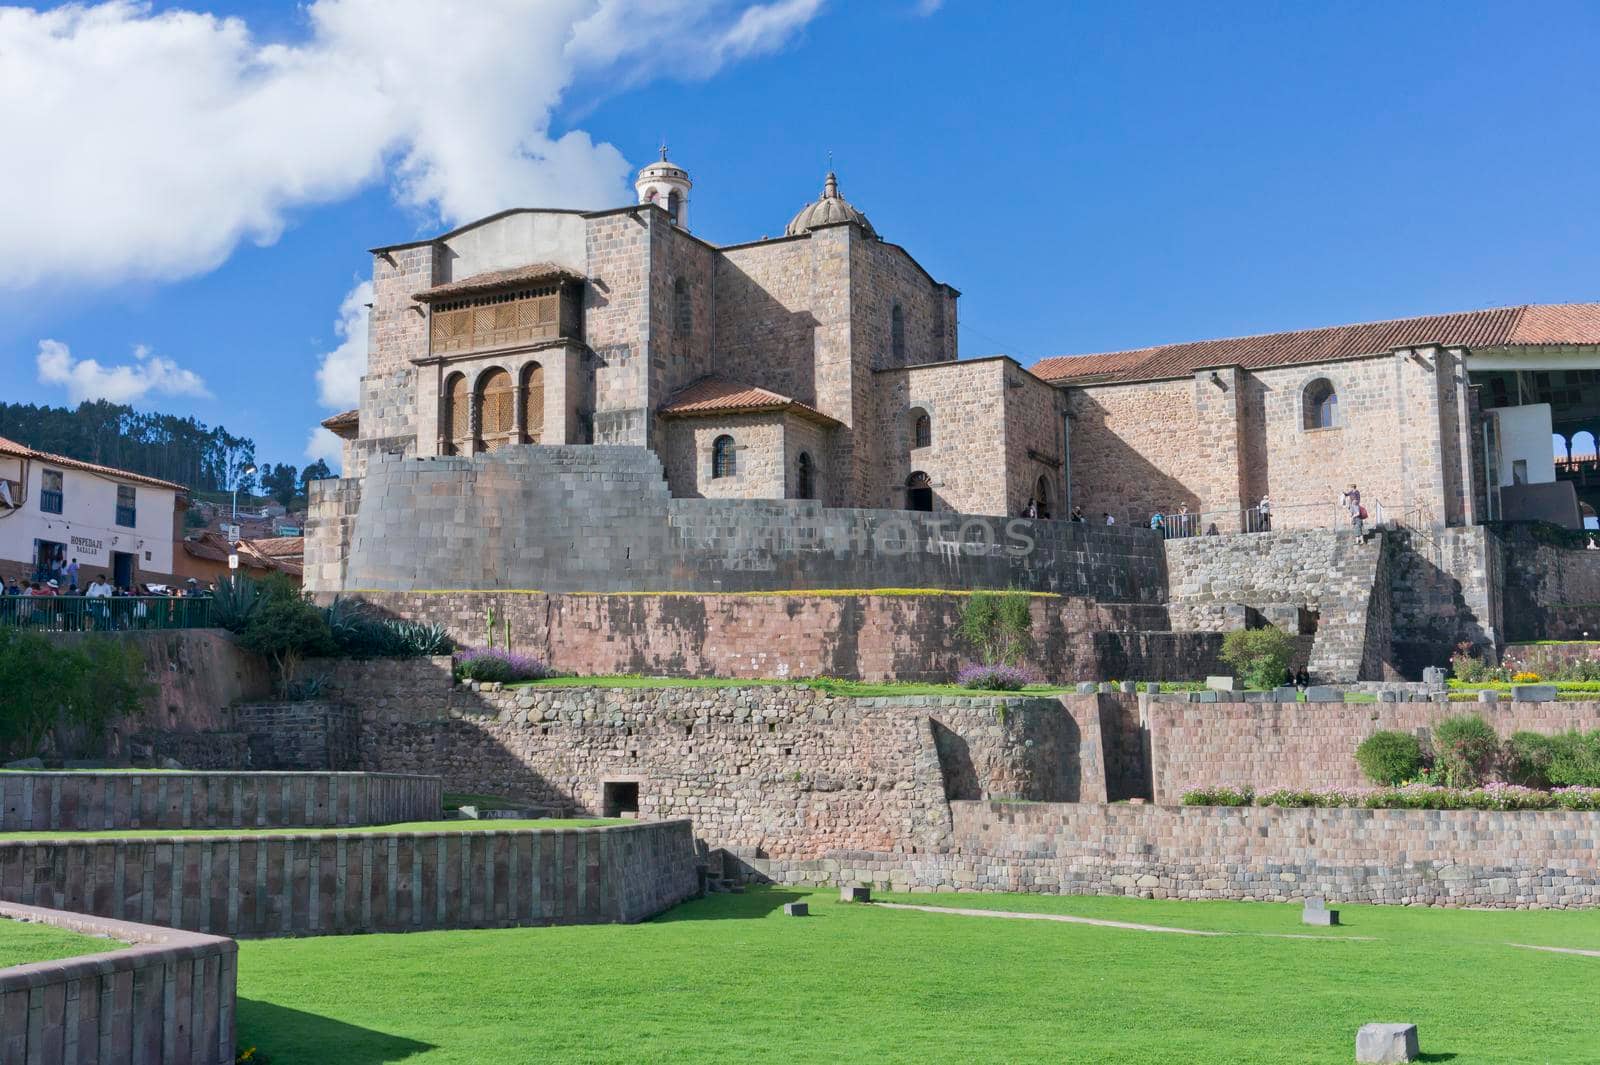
[1014,485,1370,538]
[0,574,212,631]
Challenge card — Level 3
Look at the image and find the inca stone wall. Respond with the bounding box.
[231,701,358,770]
[311,444,1170,598]
[1496,524,1600,641]
[343,593,1220,684]
[0,900,237,1065]
[356,685,1109,857]
[0,771,441,832]
[748,800,1600,909]
[0,821,698,937]
[1145,697,1600,804]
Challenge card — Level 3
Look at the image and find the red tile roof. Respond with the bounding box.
[1031,303,1600,385]
[182,532,303,577]
[657,375,840,426]
[413,263,582,303]
[320,408,358,436]
[0,435,187,492]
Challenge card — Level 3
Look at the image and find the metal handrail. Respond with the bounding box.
[1146,497,1386,538]
[0,595,214,631]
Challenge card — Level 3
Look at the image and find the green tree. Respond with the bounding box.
[300,459,334,493]
[0,630,153,761]
[237,573,335,696]
[959,590,1034,666]
[1219,626,1295,690]
[260,463,300,508]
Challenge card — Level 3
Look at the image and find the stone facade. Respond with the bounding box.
[1144,696,1600,804]
[341,594,1219,684]
[0,900,237,1065]
[750,800,1600,909]
[0,771,441,832]
[231,701,358,770]
[0,820,699,937]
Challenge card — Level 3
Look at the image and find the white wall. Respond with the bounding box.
[0,455,176,580]
[1494,403,1558,487]
[442,212,587,279]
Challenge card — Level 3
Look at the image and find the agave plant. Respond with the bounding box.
[209,575,262,633]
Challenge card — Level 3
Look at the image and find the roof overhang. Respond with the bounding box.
[1464,344,1600,372]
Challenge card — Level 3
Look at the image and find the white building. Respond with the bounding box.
[0,436,184,589]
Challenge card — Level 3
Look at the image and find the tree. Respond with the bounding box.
[236,573,335,696]
[1219,626,1295,690]
[261,463,300,508]
[300,459,333,493]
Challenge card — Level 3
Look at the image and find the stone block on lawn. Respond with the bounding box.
[1512,684,1558,703]
[1302,896,1339,926]
[1305,686,1342,703]
[1076,682,1097,694]
[1477,690,1499,704]
[839,885,871,903]
[1143,682,1160,694]
[1273,686,1299,702]
[1205,675,1235,692]
[783,902,809,917]
[1422,666,1447,689]
[1356,1022,1418,1063]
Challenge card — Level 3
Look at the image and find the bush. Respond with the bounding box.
[0,629,154,761]
[956,663,1033,691]
[1503,731,1558,788]
[1431,714,1499,788]
[237,573,336,696]
[1355,730,1423,786]
[958,590,1033,668]
[1180,786,1253,807]
[1219,625,1295,690]
[452,647,550,684]
[1544,729,1600,788]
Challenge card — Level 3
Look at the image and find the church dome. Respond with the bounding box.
[785,172,875,238]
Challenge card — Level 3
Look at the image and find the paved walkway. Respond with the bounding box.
[871,901,1376,941]
[1509,942,1600,958]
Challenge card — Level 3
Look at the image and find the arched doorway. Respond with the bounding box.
[1034,475,1052,519]
[477,368,515,451]
[444,372,470,455]
[520,363,545,443]
[796,451,815,500]
[905,471,933,512]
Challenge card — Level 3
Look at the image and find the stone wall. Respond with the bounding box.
[1144,697,1600,804]
[1497,525,1600,641]
[0,900,237,1065]
[312,444,1170,598]
[0,821,698,937]
[231,701,358,770]
[0,771,441,832]
[1385,525,1499,671]
[344,592,1219,684]
[356,686,1109,857]
[750,800,1600,908]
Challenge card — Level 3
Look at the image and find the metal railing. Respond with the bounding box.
[1146,499,1387,539]
[0,595,213,631]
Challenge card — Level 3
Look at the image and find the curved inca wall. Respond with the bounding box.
[313,445,1167,599]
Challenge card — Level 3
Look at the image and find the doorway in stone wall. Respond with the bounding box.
[603,781,639,819]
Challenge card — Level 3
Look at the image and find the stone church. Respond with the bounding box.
[314,151,1600,594]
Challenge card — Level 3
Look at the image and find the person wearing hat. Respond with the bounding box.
[42,578,59,596]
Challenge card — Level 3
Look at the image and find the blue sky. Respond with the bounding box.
[3,0,1598,472]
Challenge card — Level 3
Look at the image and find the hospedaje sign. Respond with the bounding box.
[69,533,106,563]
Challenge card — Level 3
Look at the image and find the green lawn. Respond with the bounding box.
[233,887,1600,1064]
[0,818,621,842]
[0,918,121,969]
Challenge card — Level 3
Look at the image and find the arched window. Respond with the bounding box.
[1034,475,1052,520]
[905,471,933,512]
[891,303,906,362]
[674,277,692,340]
[796,452,815,500]
[911,409,931,449]
[444,372,470,455]
[477,368,515,450]
[666,190,681,226]
[1303,379,1339,430]
[520,363,545,444]
[711,435,736,479]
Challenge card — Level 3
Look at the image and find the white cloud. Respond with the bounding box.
[304,426,344,471]
[36,339,212,404]
[0,1,823,290]
[314,280,372,409]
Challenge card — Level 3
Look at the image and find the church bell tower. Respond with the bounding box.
[635,144,692,230]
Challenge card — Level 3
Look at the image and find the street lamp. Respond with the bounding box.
[232,464,257,523]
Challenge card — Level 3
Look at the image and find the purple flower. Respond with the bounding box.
[956,663,1036,691]
[452,646,549,683]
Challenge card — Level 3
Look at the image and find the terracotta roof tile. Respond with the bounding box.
[413,263,582,303]
[182,532,303,577]
[1031,303,1600,385]
[320,409,358,436]
[0,435,188,492]
[658,375,840,426]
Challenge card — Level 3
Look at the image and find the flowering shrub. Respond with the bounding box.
[1433,714,1499,788]
[452,647,550,684]
[1449,642,1503,683]
[956,663,1034,691]
[1181,783,1600,812]
[1354,730,1423,785]
[1511,671,1542,683]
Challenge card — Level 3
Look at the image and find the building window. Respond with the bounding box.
[891,303,906,362]
[116,484,137,528]
[1303,379,1339,429]
[674,277,692,341]
[911,409,931,449]
[666,190,681,226]
[520,363,545,444]
[905,470,933,512]
[477,368,515,450]
[796,452,815,500]
[712,435,736,479]
[39,469,63,514]
[444,372,470,455]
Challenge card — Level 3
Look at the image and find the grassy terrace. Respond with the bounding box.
[512,676,1396,701]
[231,886,1600,1064]
[0,818,621,842]
[0,918,121,969]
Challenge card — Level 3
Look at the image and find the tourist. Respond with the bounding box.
[1258,494,1272,531]
[1103,512,1115,525]
[1294,667,1310,691]
[85,574,112,598]
[65,557,79,588]
[1149,512,1165,536]
[1024,496,1038,519]
[1176,502,1192,537]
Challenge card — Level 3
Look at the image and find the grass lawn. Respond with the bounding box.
[0,818,621,842]
[0,918,122,969]
[233,887,1600,1064]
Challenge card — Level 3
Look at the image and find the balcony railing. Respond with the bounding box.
[39,489,62,515]
[0,595,213,631]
